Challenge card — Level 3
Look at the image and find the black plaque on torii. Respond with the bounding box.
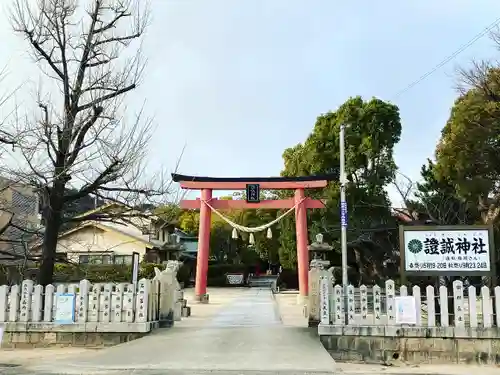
[246,184,260,203]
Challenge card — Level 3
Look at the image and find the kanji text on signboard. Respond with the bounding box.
[403,229,491,273]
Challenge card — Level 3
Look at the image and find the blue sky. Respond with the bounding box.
[1,1,500,206]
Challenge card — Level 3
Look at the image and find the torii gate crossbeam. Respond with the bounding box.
[172,173,333,303]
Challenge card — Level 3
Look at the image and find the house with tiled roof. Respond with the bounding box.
[30,203,194,265]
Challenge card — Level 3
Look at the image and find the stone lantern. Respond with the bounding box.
[308,233,333,270]
[306,233,334,326]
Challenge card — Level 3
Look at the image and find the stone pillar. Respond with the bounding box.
[195,188,212,303]
[295,188,309,303]
[307,260,332,327]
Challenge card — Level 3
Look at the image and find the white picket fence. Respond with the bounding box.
[0,278,160,324]
[319,278,500,327]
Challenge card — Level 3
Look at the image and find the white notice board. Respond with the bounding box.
[54,293,76,324]
[395,296,417,325]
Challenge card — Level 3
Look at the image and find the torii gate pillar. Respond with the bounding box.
[295,188,309,303]
[172,174,333,304]
[194,188,212,301]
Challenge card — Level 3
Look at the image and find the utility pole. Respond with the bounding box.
[339,123,349,324]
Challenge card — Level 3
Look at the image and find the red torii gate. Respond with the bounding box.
[172,173,331,302]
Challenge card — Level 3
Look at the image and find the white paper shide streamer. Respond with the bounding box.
[203,197,306,243]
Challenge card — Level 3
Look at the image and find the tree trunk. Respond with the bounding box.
[38,184,65,287]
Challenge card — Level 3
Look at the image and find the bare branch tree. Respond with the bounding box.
[0,66,25,147]
[393,169,475,226]
[4,0,175,286]
[391,170,417,222]
[453,28,500,225]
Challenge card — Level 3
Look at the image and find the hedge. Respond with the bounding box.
[2,262,254,287]
[277,268,298,290]
[207,264,248,278]
[51,262,163,283]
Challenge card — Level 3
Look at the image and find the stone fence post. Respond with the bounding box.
[307,260,333,327]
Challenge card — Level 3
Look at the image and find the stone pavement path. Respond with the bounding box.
[208,287,281,327]
[11,288,336,374]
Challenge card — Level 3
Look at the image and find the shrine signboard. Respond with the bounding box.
[400,225,495,277]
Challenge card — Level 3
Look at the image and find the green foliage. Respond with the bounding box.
[409,159,478,225]
[279,96,402,276]
[42,263,245,288]
[277,267,299,289]
[242,208,281,264]
[51,263,163,283]
[152,96,404,282]
[405,65,500,285]
[239,246,262,265]
[434,68,500,224]
[155,204,182,224]
[207,264,249,286]
[4,262,251,288]
[295,96,401,186]
[176,263,192,285]
[155,203,201,235]
[206,264,247,277]
[178,210,200,235]
[278,214,298,269]
[160,195,280,266]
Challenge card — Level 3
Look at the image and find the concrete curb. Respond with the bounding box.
[270,289,284,324]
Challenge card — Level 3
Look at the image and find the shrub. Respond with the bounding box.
[278,268,298,290]
[176,263,192,286]
[206,263,249,287]
[207,264,248,278]
[22,262,168,284]
[12,262,251,287]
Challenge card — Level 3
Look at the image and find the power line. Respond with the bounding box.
[392,16,500,99]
